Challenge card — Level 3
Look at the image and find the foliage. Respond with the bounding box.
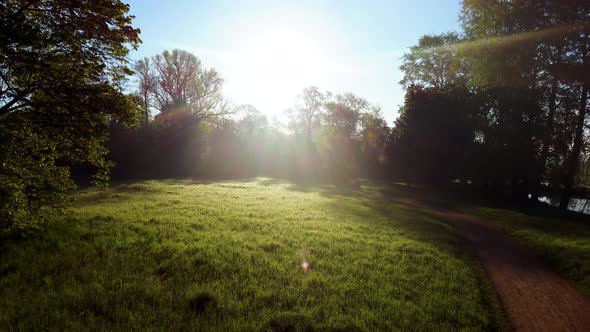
[389,86,475,185]
[135,49,229,119]
[395,0,590,206]
[290,86,331,140]
[460,0,590,207]
[0,0,141,233]
[399,32,467,89]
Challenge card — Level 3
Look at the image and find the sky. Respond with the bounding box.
[126,0,462,124]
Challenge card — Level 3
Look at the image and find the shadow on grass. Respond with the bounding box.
[74,182,166,206]
[284,180,467,255]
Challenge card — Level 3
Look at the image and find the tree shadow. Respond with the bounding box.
[286,181,366,198]
[74,181,168,206]
[283,180,470,255]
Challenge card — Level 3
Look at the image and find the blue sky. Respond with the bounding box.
[127,0,462,124]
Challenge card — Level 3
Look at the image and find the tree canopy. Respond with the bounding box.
[0,0,141,233]
[135,49,229,120]
[395,0,590,207]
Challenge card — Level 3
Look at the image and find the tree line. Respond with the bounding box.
[108,50,390,185]
[112,0,589,211]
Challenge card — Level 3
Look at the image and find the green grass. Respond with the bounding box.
[464,205,590,298]
[0,179,500,330]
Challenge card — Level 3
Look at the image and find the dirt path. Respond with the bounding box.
[430,209,590,332]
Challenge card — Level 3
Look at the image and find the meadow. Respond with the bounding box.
[0,179,502,331]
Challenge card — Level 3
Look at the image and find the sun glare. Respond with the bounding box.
[228,18,334,114]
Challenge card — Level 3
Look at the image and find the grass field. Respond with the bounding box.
[0,179,500,331]
[464,206,590,298]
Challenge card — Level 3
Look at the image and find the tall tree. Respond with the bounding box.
[138,49,229,120]
[0,0,141,233]
[358,107,389,178]
[293,87,331,142]
[559,33,590,209]
[135,57,155,124]
[390,86,475,185]
[324,93,369,140]
[320,93,370,181]
[400,32,467,89]
[461,0,590,207]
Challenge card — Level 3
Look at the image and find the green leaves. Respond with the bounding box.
[0,0,141,234]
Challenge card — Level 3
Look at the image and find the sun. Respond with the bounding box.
[229,21,330,114]
[246,27,322,79]
[245,26,325,98]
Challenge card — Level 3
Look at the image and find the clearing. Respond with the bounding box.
[1,179,500,331]
[2,179,590,331]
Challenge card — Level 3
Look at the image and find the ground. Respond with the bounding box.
[464,206,590,298]
[0,179,499,331]
[421,207,590,331]
[2,179,590,331]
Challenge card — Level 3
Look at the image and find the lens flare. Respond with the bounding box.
[301,260,310,272]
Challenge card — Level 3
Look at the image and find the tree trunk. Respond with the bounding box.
[559,83,588,210]
[531,79,558,202]
[143,91,150,125]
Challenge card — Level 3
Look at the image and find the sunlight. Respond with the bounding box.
[246,27,323,76]
[228,18,333,113]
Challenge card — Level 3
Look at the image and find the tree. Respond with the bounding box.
[135,57,155,124]
[137,49,229,120]
[324,93,369,140]
[320,93,370,181]
[559,39,589,209]
[235,105,268,138]
[461,0,590,207]
[400,33,467,89]
[0,0,141,233]
[390,86,475,185]
[358,107,389,178]
[291,87,331,142]
[117,50,232,180]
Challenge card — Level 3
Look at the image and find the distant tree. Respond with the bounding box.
[321,93,371,181]
[324,93,369,140]
[292,87,331,142]
[110,50,232,180]
[234,106,271,175]
[137,49,229,119]
[134,57,155,124]
[472,87,543,201]
[358,107,389,178]
[235,105,268,138]
[0,0,141,233]
[284,87,332,180]
[202,117,241,178]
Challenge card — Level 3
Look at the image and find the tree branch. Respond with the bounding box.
[0,91,30,118]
